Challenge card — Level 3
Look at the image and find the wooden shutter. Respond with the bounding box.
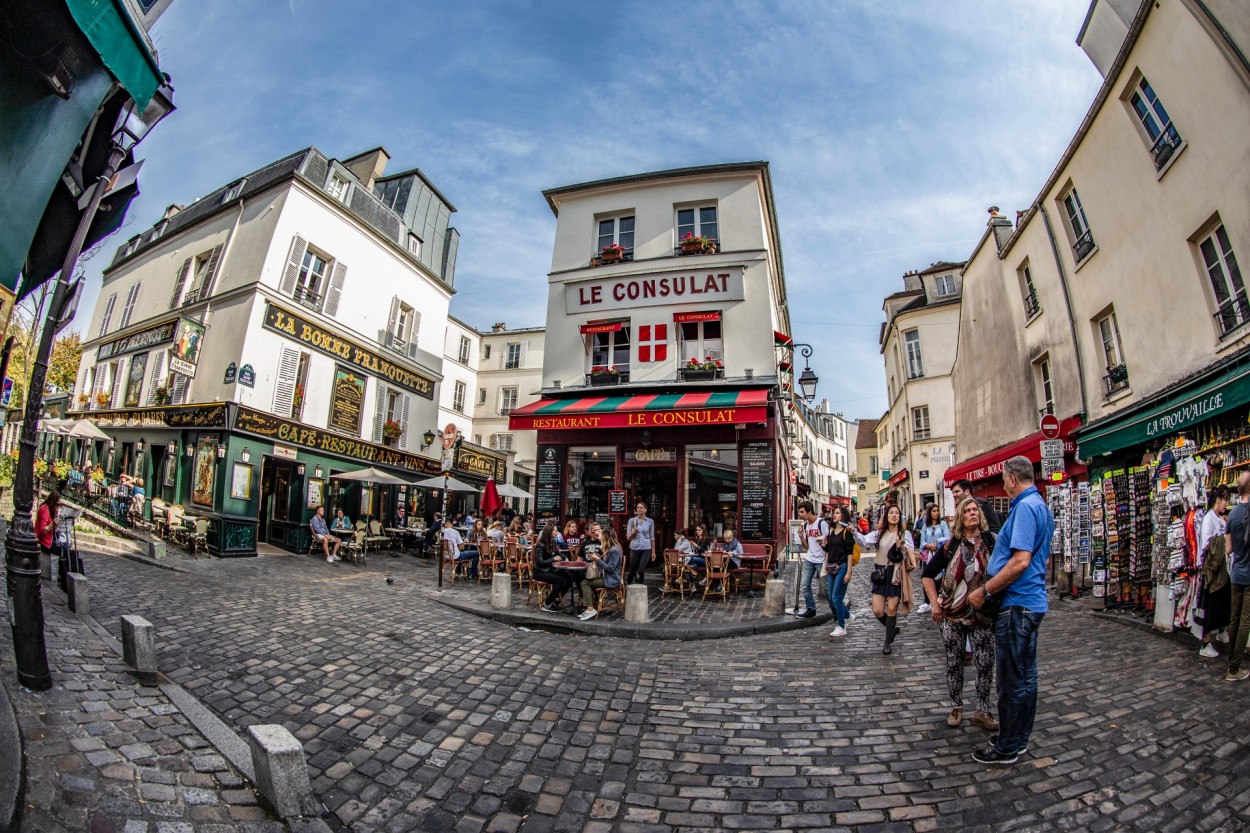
[520,340,530,368]
[324,261,346,316]
[406,311,421,359]
[168,258,192,309]
[170,372,187,405]
[272,346,301,416]
[146,351,166,405]
[373,382,389,443]
[387,296,400,347]
[110,359,125,406]
[398,394,411,449]
[280,236,307,296]
[199,244,224,295]
[99,294,117,336]
[120,282,141,329]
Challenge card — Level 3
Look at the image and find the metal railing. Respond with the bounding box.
[673,237,720,257]
[1104,364,1129,396]
[293,285,322,311]
[585,370,630,386]
[591,249,634,266]
[1073,230,1095,261]
[1023,290,1041,318]
[1150,124,1182,170]
[1215,291,1250,337]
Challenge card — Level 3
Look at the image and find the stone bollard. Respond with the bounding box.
[763,579,786,617]
[490,572,512,609]
[67,572,89,616]
[247,724,319,818]
[625,584,649,623]
[120,615,157,679]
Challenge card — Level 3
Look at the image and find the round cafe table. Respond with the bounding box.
[552,560,589,612]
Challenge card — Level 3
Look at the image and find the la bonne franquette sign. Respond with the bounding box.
[565,267,745,313]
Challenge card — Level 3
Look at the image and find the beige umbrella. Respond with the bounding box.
[66,419,112,441]
[328,466,410,486]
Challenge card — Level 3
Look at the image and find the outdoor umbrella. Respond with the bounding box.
[495,483,529,499]
[480,478,502,518]
[66,419,111,440]
[412,474,480,492]
[328,466,410,485]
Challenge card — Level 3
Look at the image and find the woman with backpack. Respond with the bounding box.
[853,503,918,654]
[920,496,999,732]
[824,505,857,637]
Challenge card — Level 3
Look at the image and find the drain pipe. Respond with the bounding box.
[1038,205,1089,420]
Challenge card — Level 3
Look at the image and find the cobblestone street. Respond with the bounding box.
[74,550,1250,833]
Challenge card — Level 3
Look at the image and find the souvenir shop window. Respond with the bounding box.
[686,445,739,537]
[1198,223,1249,338]
[566,447,615,525]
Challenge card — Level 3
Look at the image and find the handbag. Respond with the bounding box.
[585,560,602,580]
[870,564,887,584]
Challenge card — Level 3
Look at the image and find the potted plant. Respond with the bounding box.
[679,232,715,255]
[382,419,404,445]
[94,392,111,409]
[589,366,620,387]
[292,383,305,418]
[153,386,170,405]
[682,356,723,381]
[599,242,625,263]
[1107,363,1129,386]
[76,393,89,408]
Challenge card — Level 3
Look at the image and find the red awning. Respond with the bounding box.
[943,416,1083,485]
[674,310,720,323]
[509,389,770,431]
[579,321,623,335]
[887,468,909,487]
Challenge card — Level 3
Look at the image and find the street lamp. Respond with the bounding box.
[6,83,175,691]
[421,429,437,451]
[794,344,819,403]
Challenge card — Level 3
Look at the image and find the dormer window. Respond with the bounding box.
[223,180,245,202]
[934,274,956,296]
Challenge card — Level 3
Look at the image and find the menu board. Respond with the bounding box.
[536,445,565,520]
[740,441,774,540]
[608,489,628,515]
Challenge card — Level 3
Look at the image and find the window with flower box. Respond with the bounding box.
[1199,222,1248,337]
[678,320,723,378]
[588,327,630,382]
[596,214,634,263]
[676,206,718,254]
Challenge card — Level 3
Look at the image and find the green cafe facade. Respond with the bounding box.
[53,402,507,557]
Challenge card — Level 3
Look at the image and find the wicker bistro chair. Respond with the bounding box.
[342,529,367,567]
[188,518,210,556]
[151,499,168,539]
[365,520,391,553]
[702,550,732,601]
[594,583,626,616]
[661,549,696,598]
[442,539,471,583]
[505,537,528,587]
[478,539,506,583]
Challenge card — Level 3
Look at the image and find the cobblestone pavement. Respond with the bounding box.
[75,549,1250,833]
[1,582,281,833]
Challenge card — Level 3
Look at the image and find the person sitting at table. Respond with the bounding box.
[391,504,409,529]
[464,510,477,528]
[675,528,705,572]
[532,520,571,613]
[468,519,489,552]
[441,518,478,579]
[557,520,581,556]
[691,524,714,555]
[508,517,525,537]
[331,507,352,531]
[486,520,507,548]
[578,523,623,621]
[310,506,342,563]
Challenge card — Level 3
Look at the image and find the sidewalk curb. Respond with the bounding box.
[434,595,835,640]
[0,662,23,833]
[1090,608,1201,647]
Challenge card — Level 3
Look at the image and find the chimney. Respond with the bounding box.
[491,322,507,332]
[341,147,391,190]
[987,206,1013,253]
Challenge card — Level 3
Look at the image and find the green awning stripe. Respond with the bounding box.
[65,0,162,108]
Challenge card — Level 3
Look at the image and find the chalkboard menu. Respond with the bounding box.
[740,441,774,540]
[608,489,628,515]
[535,445,565,520]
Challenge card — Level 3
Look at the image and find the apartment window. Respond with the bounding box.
[679,320,723,364]
[98,293,117,336]
[386,389,402,423]
[327,173,349,203]
[912,406,930,440]
[119,282,141,329]
[483,345,492,360]
[904,330,924,379]
[1096,310,1128,394]
[1062,187,1095,261]
[295,249,329,309]
[490,433,515,451]
[1127,75,1182,170]
[407,234,422,257]
[151,220,168,240]
[453,381,466,414]
[458,335,471,365]
[505,342,522,369]
[477,388,487,405]
[1019,263,1040,318]
[934,274,956,297]
[500,387,518,415]
[183,248,220,306]
[1036,358,1054,416]
[590,327,630,374]
[1201,224,1248,336]
[597,215,635,257]
[223,180,245,202]
[676,205,718,248]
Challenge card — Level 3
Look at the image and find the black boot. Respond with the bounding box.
[883,615,897,655]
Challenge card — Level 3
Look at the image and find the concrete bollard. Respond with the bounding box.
[247,724,319,818]
[120,615,157,678]
[625,584,649,623]
[67,572,89,616]
[490,571,512,609]
[763,579,786,617]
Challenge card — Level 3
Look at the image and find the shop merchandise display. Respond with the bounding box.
[1047,481,1092,589]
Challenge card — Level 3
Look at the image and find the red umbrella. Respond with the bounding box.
[480,478,502,519]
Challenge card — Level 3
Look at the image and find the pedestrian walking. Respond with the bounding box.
[854,504,918,655]
[625,502,656,585]
[950,479,1003,533]
[824,505,856,636]
[967,455,1053,765]
[916,503,951,614]
[1198,486,1231,658]
[1222,477,1250,681]
[922,497,998,732]
[794,500,828,618]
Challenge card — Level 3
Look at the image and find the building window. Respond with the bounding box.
[483,344,491,360]
[1036,357,1054,416]
[1096,310,1128,395]
[182,248,221,306]
[453,381,466,414]
[151,220,168,240]
[590,327,630,375]
[903,330,924,379]
[223,180,245,202]
[490,433,514,451]
[597,215,635,258]
[386,389,402,423]
[1062,187,1095,261]
[98,293,117,336]
[500,387,518,415]
[679,320,723,364]
[327,173,349,203]
[934,274,956,296]
[505,342,522,369]
[458,335,471,365]
[912,406,930,440]
[1201,224,1248,337]
[1127,75,1182,170]
[676,206,718,246]
[477,388,487,405]
[119,282,142,329]
[407,234,421,257]
[1019,262,1040,318]
[294,249,330,309]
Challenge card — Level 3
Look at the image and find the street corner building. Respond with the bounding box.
[61,146,506,555]
[508,162,797,551]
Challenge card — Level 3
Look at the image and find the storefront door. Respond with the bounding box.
[258,457,295,544]
[621,466,677,551]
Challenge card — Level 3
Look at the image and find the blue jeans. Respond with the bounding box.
[801,560,822,611]
[994,606,1044,755]
[825,562,849,626]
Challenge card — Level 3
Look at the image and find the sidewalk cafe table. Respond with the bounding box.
[385,527,414,555]
[738,553,769,598]
[552,560,589,612]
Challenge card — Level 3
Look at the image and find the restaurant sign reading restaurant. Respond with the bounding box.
[235,406,442,475]
[565,267,744,314]
[262,302,435,399]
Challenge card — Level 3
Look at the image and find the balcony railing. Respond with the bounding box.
[293,285,322,311]
[1073,230,1095,261]
[1023,290,1041,318]
[1215,291,1250,337]
[181,288,203,306]
[586,370,630,387]
[591,249,634,267]
[1104,363,1129,396]
[1150,124,1182,170]
[1038,403,1054,419]
[677,367,724,382]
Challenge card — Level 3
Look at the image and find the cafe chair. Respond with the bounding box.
[366,520,390,552]
[661,549,695,598]
[151,499,168,539]
[702,551,731,601]
[188,518,210,557]
[442,539,470,583]
[594,584,626,617]
[505,537,528,587]
[479,539,505,583]
[342,529,367,567]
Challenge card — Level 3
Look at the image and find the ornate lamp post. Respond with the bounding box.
[6,84,174,690]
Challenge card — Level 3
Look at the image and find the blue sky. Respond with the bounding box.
[78,0,1103,422]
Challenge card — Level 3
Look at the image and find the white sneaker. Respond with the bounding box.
[1200,643,1220,658]
[579,608,598,621]
[829,626,847,637]
[326,556,334,563]
[916,603,931,614]
[848,611,859,622]
[1216,631,1230,644]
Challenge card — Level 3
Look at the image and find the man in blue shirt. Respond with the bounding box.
[1223,475,1250,681]
[968,455,1053,765]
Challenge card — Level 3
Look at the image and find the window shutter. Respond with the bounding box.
[272,346,301,416]
[406,311,421,359]
[168,258,192,310]
[146,351,166,405]
[170,372,188,405]
[324,261,346,316]
[398,394,411,449]
[110,359,125,406]
[120,282,141,329]
[280,236,307,296]
[373,383,389,443]
[200,244,225,295]
[99,294,117,336]
[387,296,400,346]
[520,340,529,368]
[489,434,498,450]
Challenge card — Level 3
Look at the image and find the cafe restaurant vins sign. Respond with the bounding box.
[565,267,744,314]
[262,303,435,399]
[235,406,442,475]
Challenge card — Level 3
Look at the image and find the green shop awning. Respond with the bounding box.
[65,0,162,108]
[1076,355,1250,458]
